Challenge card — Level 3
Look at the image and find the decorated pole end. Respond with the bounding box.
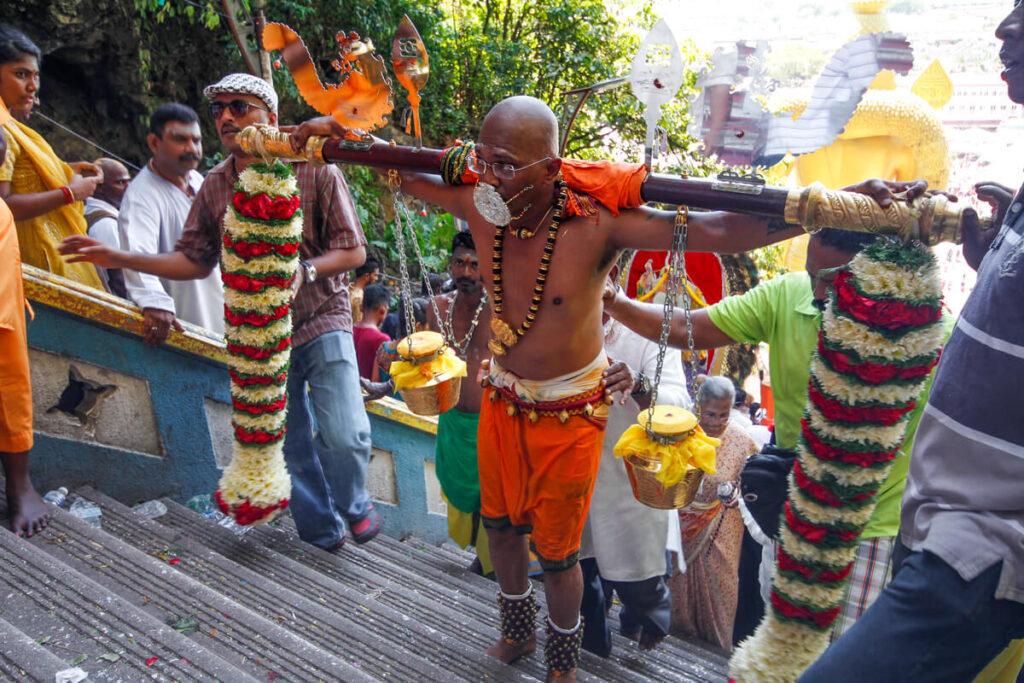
[785,181,989,245]
[238,124,327,166]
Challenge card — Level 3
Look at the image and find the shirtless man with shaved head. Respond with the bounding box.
[292,95,914,681]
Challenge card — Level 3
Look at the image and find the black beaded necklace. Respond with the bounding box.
[488,179,569,356]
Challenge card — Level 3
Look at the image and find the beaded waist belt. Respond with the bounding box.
[491,383,608,423]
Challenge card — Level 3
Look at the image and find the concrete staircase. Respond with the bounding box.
[0,486,730,682]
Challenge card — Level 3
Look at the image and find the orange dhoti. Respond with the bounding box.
[0,201,33,454]
[478,355,609,571]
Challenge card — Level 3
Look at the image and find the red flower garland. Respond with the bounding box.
[777,548,853,583]
[215,490,289,526]
[232,396,288,415]
[223,233,301,260]
[227,336,292,361]
[230,369,288,387]
[792,461,876,507]
[801,423,901,468]
[232,191,302,220]
[808,384,914,426]
[833,270,941,330]
[224,303,290,327]
[785,500,861,544]
[769,593,841,631]
[234,425,286,445]
[818,337,938,384]
[222,272,294,293]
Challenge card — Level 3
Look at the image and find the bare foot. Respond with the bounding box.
[546,668,578,682]
[638,630,664,651]
[6,480,50,538]
[486,634,536,663]
[624,628,664,651]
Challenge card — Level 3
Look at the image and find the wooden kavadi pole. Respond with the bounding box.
[239,125,984,246]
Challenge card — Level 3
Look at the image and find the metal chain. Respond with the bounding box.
[389,179,447,341]
[645,206,689,437]
[444,288,488,357]
[387,172,417,354]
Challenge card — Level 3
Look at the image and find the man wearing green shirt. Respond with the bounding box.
[604,228,940,645]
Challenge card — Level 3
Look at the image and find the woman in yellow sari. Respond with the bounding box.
[0,26,102,288]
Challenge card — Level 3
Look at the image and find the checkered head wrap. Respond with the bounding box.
[203,73,278,114]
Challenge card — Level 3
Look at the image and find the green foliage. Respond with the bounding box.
[18,0,727,282]
[764,42,828,86]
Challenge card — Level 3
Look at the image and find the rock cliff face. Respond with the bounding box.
[7,0,246,167]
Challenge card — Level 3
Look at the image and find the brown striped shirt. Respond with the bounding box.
[176,157,366,348]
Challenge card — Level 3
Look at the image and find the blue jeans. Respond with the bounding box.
[799,550,1024,682]
[283,331,372,548]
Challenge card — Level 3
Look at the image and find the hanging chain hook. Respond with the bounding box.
[645,206,689,439]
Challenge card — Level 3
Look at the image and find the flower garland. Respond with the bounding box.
[215,161,303,526]
[730,240,945,682]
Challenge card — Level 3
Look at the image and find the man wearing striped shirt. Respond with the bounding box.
[58,74,379,550]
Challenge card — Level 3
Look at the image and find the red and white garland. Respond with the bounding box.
[216,161,302,525]
[730,240,945,681]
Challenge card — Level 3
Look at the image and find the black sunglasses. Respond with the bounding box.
[209,99,269,119]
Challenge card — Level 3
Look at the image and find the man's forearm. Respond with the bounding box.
[121,250,212,281]
[608,295,734,350]
[308,245,366,279]
[692,211,804,253]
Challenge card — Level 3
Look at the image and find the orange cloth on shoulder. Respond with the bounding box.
[477,386,607,570]
[559,159,647,216]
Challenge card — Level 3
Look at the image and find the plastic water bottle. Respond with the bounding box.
[185,493,218,519]
[68,498,103,528]
[132,500,167,519]
[42,487,68,508]
[186,493,250,536]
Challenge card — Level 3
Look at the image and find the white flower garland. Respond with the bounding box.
[216,161,303,525]
[730,241,944,681]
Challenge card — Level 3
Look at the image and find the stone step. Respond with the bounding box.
[15,495,372,683]
[377,532,731,683]
[153,497,558,682]
[0,614,87,682]
[75,487,471,682]
[398,533,731,681]
[0,521,256,682]
[231,511,724,683]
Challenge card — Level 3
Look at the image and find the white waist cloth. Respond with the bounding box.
[488,351,607,404]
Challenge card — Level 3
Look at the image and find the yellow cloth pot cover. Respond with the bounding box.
[613,424,721,487]
[390,346,467,391]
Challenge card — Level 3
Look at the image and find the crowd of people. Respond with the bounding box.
[2,4,1024,680]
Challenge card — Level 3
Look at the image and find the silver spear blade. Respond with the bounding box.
[629,19,684,170]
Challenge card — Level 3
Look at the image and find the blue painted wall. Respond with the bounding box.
[28,302,227,504]
[27,300,446,542]
[366,411,447,544]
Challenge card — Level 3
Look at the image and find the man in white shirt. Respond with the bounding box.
[119,103,223,344]
[578,264,687,657]
[83,158,130,297]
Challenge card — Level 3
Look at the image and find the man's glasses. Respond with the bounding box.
[451,256,479,269]
[467,155,552,181]
[209,99,270,119]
